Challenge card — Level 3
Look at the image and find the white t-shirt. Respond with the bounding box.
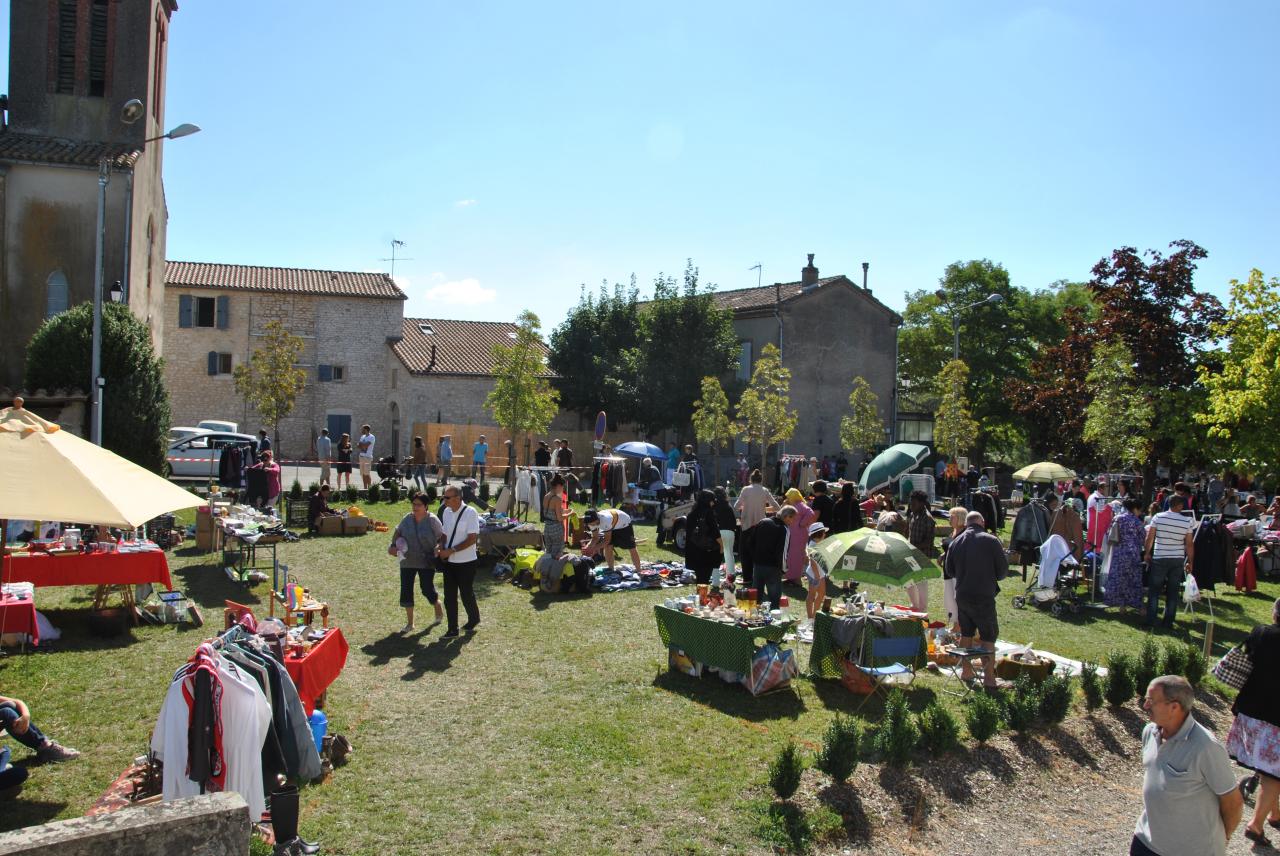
[358,432,375,461]
[440,504,481,563]
[598,509,631,532]
[1150,510,1194,560]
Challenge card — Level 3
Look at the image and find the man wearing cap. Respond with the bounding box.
[804,520,830,624]
[583,508,642,573]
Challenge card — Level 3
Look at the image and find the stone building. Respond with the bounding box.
[162,261,406,460]
[0,0,179,388]
[712,254,902,462]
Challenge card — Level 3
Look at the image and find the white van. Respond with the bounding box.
[197,419,239,434]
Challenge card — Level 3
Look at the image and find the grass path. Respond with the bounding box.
[2,499,1274,854]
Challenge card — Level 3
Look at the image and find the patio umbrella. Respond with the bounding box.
[815,527,940,589]
[613,441,664,460]
[1011,461,1076,483]
[858,443,930,494]
[0,403,202,529]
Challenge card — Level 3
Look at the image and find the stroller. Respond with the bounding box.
[460,478,481,506]
[374,455,406,482]
[1011,534,1087,617]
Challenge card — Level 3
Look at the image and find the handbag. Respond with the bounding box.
[671,464,691,487]
[1211,645,1253,690]
[1107,518,1122,546]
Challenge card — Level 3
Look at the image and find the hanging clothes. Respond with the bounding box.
[1192,516,1226,592]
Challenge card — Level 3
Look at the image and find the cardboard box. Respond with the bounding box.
[317,516,369,536]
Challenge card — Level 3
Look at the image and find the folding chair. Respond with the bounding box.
[855,634,923,711]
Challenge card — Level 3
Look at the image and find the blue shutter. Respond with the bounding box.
[207,351,218,376]
[215,295,229,329]
[318,364,332,382]
[179,295,192,328]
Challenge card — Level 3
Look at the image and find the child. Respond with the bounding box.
[804,521,830,623]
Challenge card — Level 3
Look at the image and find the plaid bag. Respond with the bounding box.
[1211,645,1253,690]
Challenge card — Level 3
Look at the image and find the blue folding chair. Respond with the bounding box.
[855,634,923,710]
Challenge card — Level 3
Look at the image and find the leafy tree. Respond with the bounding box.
[547,279,642,428]
[1196,270,1280,478]
[485,310,561,483]
[232,320,307,449]
[839,376,884,454]
[1006,306,1096,466]
[691,376,736,485]
[932,359,978,461]
[735,343,797,478]
[1089,240,1224,480]
[1082,340,1153,474]
[636,261,739,435]
[24,301,171,472]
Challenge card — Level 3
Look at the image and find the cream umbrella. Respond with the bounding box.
[1011,461,1077,483]
[0,400,202,529]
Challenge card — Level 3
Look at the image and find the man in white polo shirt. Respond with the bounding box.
[357,424,376,490]
[437,485,481,638]
[1143,493,1195,629]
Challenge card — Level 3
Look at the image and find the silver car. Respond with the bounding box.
[165,430,257,481]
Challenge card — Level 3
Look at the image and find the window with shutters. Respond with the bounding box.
[45,271,70,319]
[55,1,77,95]
[217,353,233,375]
[88,0,109,97]
[195,297,216,327]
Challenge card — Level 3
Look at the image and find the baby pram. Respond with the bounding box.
[1011,534,1087,617]
[374,455,404,482]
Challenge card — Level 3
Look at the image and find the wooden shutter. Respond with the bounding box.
[318,364,332,382]
[179,294,192,327]
[207,351,218,376]
[215,296,229,329]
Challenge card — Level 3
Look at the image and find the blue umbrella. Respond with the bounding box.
[613,441,664,459]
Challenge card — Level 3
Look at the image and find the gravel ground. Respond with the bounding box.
[789,689,1271,856]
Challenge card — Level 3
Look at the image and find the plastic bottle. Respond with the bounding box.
[307,709,327,754]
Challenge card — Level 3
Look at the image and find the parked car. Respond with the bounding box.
[197,419,239,434]
[168,426,202,444]
[656,499,695,551]
[166,430,256,481]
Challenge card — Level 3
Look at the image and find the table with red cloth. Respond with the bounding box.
[1,550,173,590]
[0,595,39,644]
[285,627,349,715]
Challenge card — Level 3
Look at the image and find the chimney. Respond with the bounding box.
[801,253,819,286]
[861,262,870,292]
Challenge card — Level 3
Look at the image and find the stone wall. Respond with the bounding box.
[0,792,249,856]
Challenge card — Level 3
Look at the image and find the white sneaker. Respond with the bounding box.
[400,623,414,634]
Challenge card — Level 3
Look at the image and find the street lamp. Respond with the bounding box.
[90,100,201,445]
[951,293,1004,361]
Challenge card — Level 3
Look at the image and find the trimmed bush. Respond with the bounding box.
[1184,643,1208,686]
[385,480,401,503]
[344,484,358,505]
[1161,640,1189,680]
[1080,661,1104,711]
[368,483,381,503]
[1038,673,1073,724]
[874,689,919,766]
[768,741,804,800]
[1003,675,1041,732]
[425,485,438,503]
[289,480,303,500]
[917,701,961,754]
[1134,637,1163,701]
[965,691,1003,743]
[1104,651,1137,707]
[307,481,321,494]
[480,482,491,503]
[815,714,862,784]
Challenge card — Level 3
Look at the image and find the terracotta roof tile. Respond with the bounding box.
[707,276,845,312]
[0,131,141,168]
[394,318,554,378]
[165,261,406,300]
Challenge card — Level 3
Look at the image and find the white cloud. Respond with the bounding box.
[423,277,496,306]
[454,199,478,208]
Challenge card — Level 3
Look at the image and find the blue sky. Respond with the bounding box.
[8,2,1277,327]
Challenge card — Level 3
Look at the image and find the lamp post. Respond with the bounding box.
[90,103,201,445]
[951,293,1004,361]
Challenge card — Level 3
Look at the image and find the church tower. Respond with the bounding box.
[0,0,179,389]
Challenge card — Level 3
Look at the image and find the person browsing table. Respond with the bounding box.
[437,487,481,638]
[583,508,642,572]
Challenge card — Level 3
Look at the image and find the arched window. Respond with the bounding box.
[45,271,69,318]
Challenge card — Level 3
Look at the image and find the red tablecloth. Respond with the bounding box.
[1,551,173,590]
[284,627,348,715]
[0,596,38,644]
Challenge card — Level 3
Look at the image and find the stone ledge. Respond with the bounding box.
[0,792,249,856]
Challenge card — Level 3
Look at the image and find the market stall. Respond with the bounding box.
[808,609,927,678]
[655,601,795,680]
[0,590,39,645]
[1,547,173,590]
[285,626,349,715]
[478,522,544,559]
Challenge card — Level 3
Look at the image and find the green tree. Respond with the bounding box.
[1082,340,1153,473]
[933,359,978,460]
[636,261,740,435]
[232,320,307,449]
[485,310,561,482]
[735,343,797,478]
[547,279,642,428]
[1196,270,1280,478]
[691,376,736,485]
[839,376,884,454]
[24,301,171,472]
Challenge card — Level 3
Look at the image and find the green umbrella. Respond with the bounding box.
[858,443,930,494]
[815,527,940,588]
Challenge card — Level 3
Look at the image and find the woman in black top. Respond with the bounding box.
[829,482,864,534]
[683,489,722,585]
[711,487,738,583]
[335,433,353,490]
[1228,597,1280,841]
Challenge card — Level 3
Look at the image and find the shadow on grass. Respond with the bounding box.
[528,591,595,612]
[817,782,871,845]
[809,679,939,719]
[876,765,932,826]
[1043,724,1101,769]
[0,796,69,833]
[1009,731,1053,766]
[172,560,267,612]
[969,742,1016,782]
[652,670,806,721]
[756,801,813,854]
[358,628,473,679]
[15,608,143,654]
[1087,715,1131,758]
[1111,704,1148,740]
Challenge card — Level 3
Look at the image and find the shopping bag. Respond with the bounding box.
[671,465,691,487]
[1183,573,1200,603]
[1211,645,1253,690]
[746,643,797,696]
[840,657,876,695]
[669,647,702,677]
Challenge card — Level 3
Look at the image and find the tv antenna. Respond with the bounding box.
[748,263,762,288]
[380,239,414,279]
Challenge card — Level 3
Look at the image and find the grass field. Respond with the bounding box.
[2,499,1274,854]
